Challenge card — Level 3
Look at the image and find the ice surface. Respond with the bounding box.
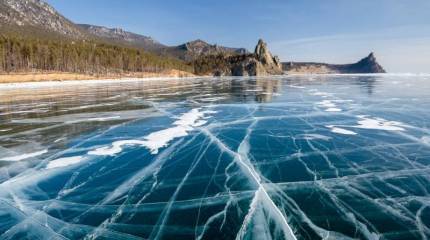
[1,75,430,239]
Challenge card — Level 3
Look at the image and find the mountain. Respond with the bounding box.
[0,0,85,38]
[0,1,193,75]
[0,1,247,63]
[282,53,386,74]
[193,39,283,76]
[162,39,249,61]
[78,24,165,50]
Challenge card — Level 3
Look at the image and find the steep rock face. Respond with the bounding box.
[351,53,386,73]
[0,0,85,38]
[228,39,283,76]
[253,39,283,75]
[78,24,165,50]
[255,39,282,68]
[194,39,284,76]
[283,53,386,74]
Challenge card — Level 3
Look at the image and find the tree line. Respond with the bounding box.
[192,53,255,75]
[0,35,193,74]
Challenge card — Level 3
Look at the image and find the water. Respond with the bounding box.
[0,75,429,240]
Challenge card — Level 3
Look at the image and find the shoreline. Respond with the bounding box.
[0,75,211,90]
[0,72,428,90]
[0,70,196,84]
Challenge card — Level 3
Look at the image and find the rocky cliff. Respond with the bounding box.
[193,39,284,76]
[283,53,386,74]
[0,0,85,38]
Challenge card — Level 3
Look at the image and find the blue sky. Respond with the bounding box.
[47,0,430,73]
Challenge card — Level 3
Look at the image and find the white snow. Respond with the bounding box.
[46,156,86,169]
[88,108,215,156]
[327,126,357,135]
[317,100,336,108]
[354,116,406,131]
[325,108,342,112]
[0,149,48,162]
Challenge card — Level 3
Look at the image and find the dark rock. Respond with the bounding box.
[193,39,284,76]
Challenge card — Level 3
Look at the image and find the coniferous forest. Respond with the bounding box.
[0,35,193,74]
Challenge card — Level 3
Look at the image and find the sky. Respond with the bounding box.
[46,0,430,73]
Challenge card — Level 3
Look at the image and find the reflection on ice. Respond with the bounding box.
[0,75,430,239]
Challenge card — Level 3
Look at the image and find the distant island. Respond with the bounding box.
[282,53,386,74]
[0,0,386,83]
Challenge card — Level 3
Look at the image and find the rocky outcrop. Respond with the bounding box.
[194,39,284,76]
[225,39,283,76]
[163,39,249,61]
[283,53,386,74]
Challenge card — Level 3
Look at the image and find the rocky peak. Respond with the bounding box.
[355,52,386,73]
[210,39,284,76]
[183,39,211,52]
[254,39,282,69]
[367,52,376,61]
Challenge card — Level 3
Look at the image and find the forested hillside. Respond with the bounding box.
[0,35,193,74]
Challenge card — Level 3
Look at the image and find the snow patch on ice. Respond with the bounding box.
[0,149,48,162]
[317,100,342,112]
[325,108,342,112]
[89,108,215,156]
[354,116,406,131]
[420,136,430,145]
[46,156,86,169]
[317,100,336,108]
[327,126,357,135]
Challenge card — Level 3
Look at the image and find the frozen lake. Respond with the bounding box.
[0,75,430,239]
